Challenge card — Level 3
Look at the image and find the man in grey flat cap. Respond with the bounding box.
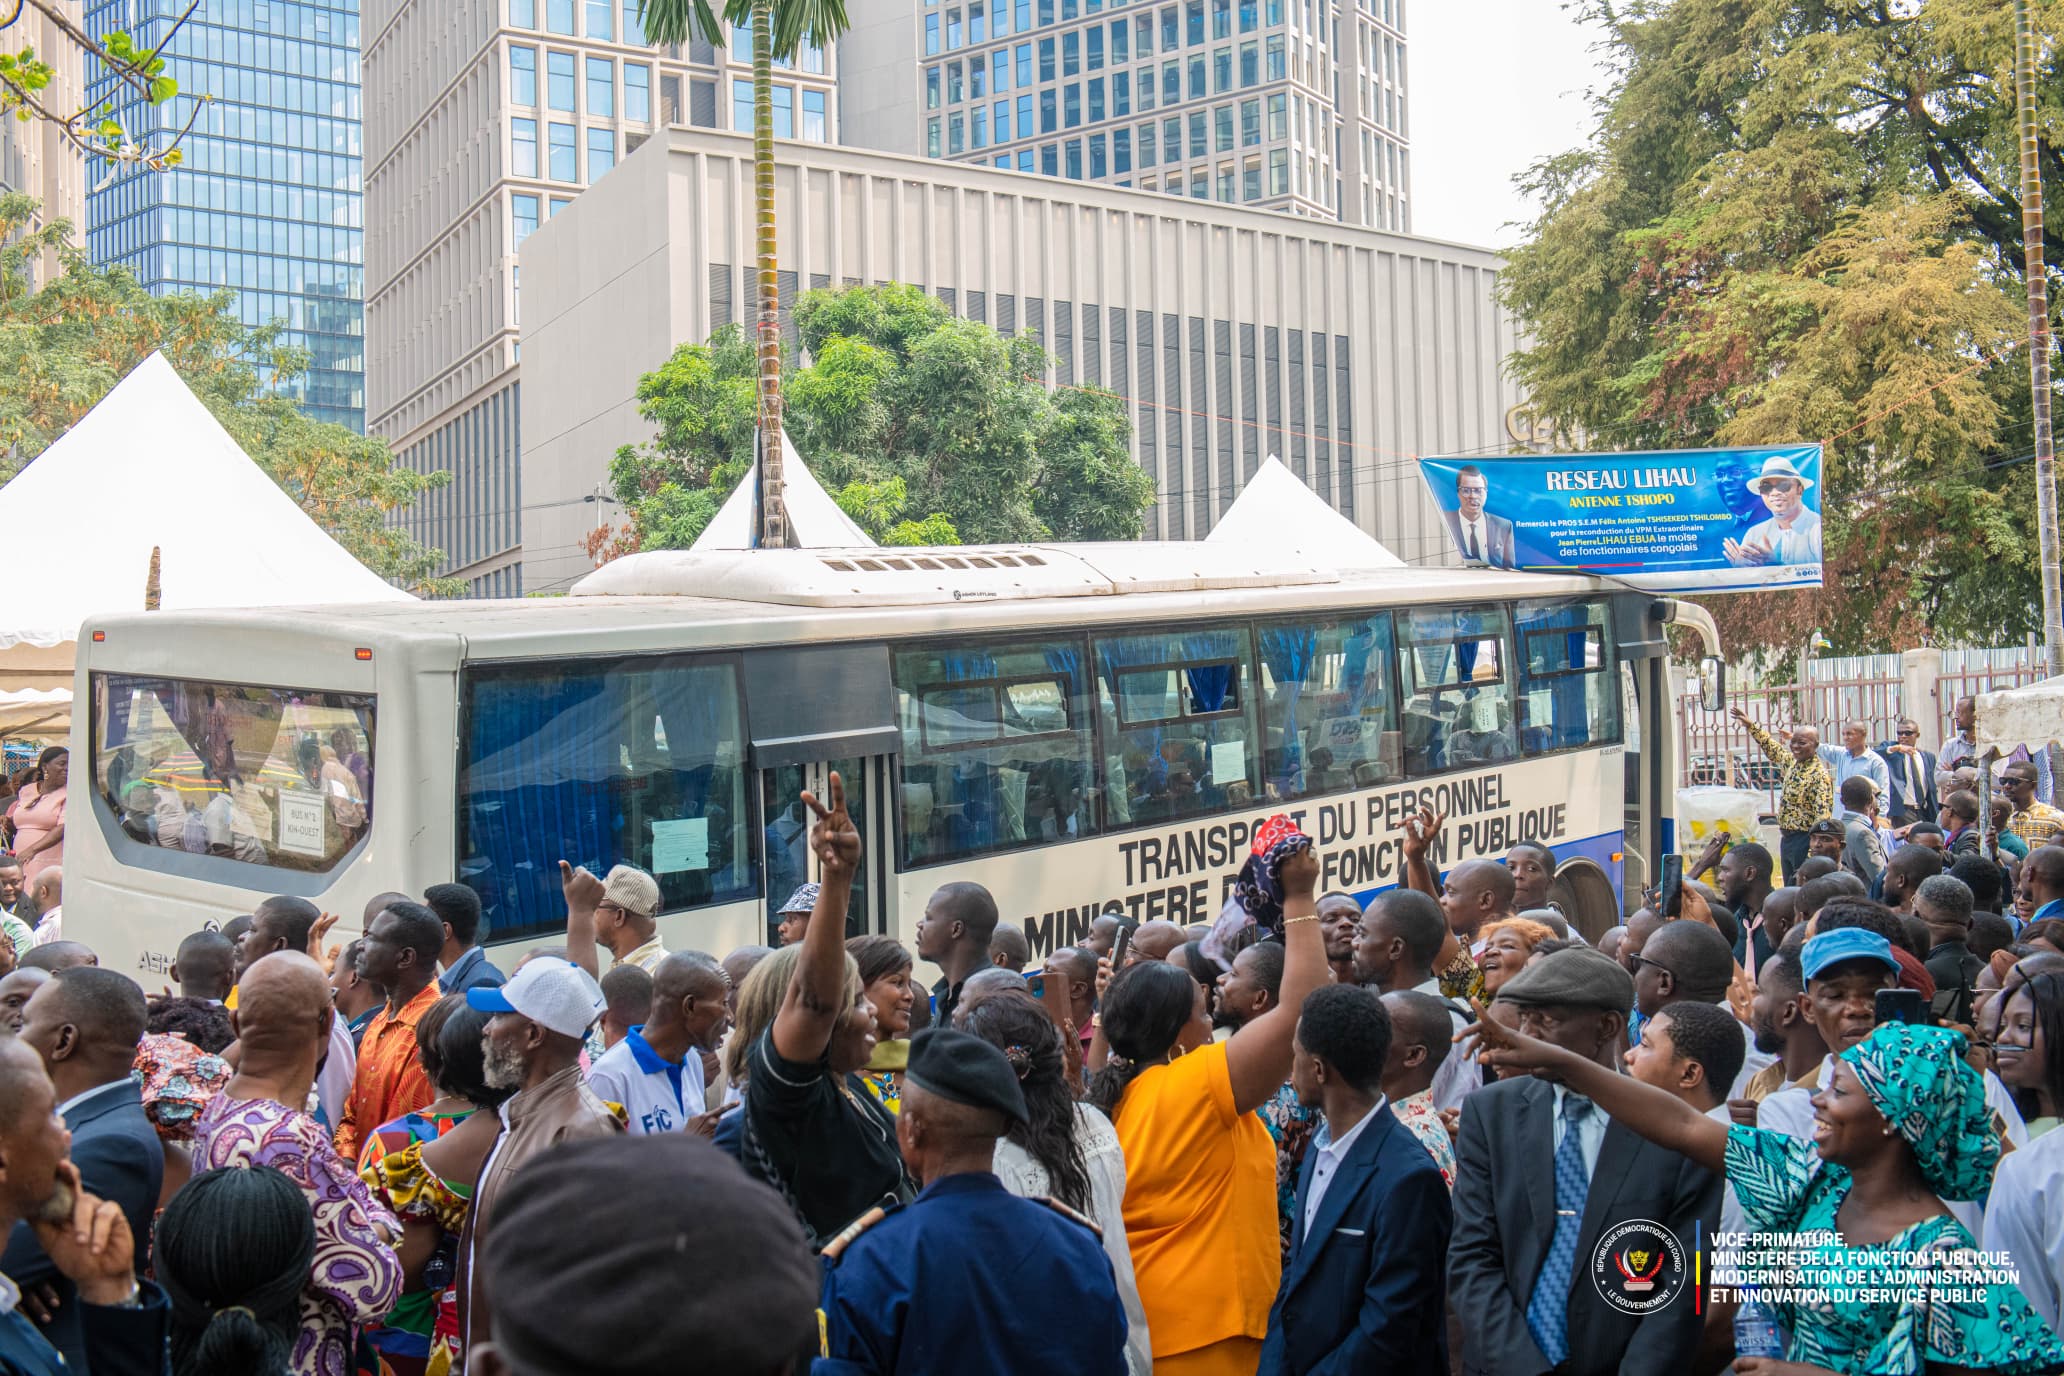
[1447,947,1721,1376]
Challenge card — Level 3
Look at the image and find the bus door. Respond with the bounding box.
[742,643,900,942]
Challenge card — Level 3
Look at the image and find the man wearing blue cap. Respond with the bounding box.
[816,1027,1128,1375]
[1754,927,1901,1143]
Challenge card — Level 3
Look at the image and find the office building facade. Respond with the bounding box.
[838,0,1409,229]
[363,0,835,594]
[0,6,86,272]
[83,0,366,429]
[518,129,1510,595]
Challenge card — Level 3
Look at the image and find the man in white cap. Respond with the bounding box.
[557,859,667,979]
[1722,455,1822,567]
[459,957,623,1365]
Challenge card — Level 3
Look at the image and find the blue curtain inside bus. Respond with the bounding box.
[1257,623,1319,790]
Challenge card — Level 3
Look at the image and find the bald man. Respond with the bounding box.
[950,967,1028,1027]
[3,967,161,1368]
[917,882,1001,1028]
[1633,920,1774,1098]
[988,922,1030,974]
[195,953,402,1376]
[1440,859,1515,955]
[586,950,730,1134]
[1127,919,1186,966]
[17,943,92,974]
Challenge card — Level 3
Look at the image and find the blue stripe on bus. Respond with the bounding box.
[1332,827,1628,917]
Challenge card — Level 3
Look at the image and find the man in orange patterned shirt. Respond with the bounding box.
[334,900,444,1164]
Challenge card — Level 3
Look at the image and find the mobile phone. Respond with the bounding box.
[1875,988,1926,1026]
[1026,971,1047,998]
[1660,854,1685,919]
[1111,918,1138,967]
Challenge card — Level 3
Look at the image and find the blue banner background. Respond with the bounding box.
[1417,445,1824,593]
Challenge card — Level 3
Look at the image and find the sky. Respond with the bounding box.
[1405,1,1615,250]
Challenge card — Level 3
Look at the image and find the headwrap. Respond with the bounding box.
[1206,814,1315,957]
[131,1033,231,1142]
[1838,1021,1999,1203]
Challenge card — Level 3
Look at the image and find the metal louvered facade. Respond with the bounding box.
[517,127,1523,594]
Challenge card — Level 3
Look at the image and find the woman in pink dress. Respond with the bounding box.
[12,746,67,880]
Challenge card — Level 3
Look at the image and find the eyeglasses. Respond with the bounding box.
[1757,479,1801,493]
[1897,728,1919,737]
[1629,954,1678,982]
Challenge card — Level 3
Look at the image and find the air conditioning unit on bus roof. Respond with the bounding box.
[569,543,1345,607]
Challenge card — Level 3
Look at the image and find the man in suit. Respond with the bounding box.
[0,967,164,1371]
[1444,465,1516,568]
[1449,947,1720,1376]
[1880,718,1938,829]
[1259,985,1450,1375]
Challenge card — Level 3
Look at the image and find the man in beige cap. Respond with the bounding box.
[558,860,667,979]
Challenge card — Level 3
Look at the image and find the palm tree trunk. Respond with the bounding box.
[751,0,790,548]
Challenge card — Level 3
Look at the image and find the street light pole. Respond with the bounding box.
[2016,0,2064,675]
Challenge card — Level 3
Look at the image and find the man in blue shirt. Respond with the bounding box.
[429,882,506,994]
[816,1028,1127,1376]
[584,951,728,1133]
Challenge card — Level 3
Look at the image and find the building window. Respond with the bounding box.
[993,49,1009,92]
[1139,68,1155,110]
[1213,0,1231,36]
[1016,42,1032,85]
[623,0,644,42]
[1243,157,1260,199]
[926,14,940,53]
[1019,148,1035,170]
[510,46,537,105]
[1162,60,1179,103]
[547,0,574,33]
[1114,69,1129,115]
[626,63,650,121]
[1138,120,1155,165]
[549,121,576,179]
[1040,36,1056,80]
[1042,142,1058,174]
[588,127,615,178]
[970,2,986,42]
[973,106,988,147]
[548,51,576,110]
[1089,131,1106,176]
[585,0,611,39]
[1186,0,1203,44]
[1115,125,1131,171]
[1088,77,1103,121]
[1188,53,1205,97]
[1215,103,1233,150]
[1239,0,1256,30]
[1188,109,1205,157]
[513,192,540,246]
[1017,0,1031,32]
[929,117,941,155]
[804,88,827,141]
[1088,24,1103,68]
[1269,146,1287,194]
[971,57,987,99]
[587,57,614,116]
[511,0,535,27]
[993,97,1010,141]
[948,62,963,102]
[1267,91,1286,139]
[1040,87,1057,132]
[551,196,573,214]
[949,111,964,152]
[1265,33,1284,79]
[1065,138,1082,177]
[1240,38,1257,85]
[947,8,962,46]
[1112,18,1129,60]
[733,77,753,131]
[1217,164,1234,199]
[513,117,539,175]
[1063,29,1078,75]
[1191,170,1207,197]
[1018,93,1033,135]
[928,65,941,108]
[1064,82,1080,126]
[1161,3,1178,49]
[1163,116,1180,162]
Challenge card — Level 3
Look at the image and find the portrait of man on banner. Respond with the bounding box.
[1444,464,1516,568]
[1722,455,1822,568]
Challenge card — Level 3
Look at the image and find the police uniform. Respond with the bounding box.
[814,1029,1129,1376]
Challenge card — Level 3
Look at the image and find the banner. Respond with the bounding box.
[1416,445,1824,593]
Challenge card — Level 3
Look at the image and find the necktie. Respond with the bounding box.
[1467,522,1482,561]
[1526,1094,1594,1367]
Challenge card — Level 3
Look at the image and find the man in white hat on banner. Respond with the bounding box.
[1723,455,1822,567]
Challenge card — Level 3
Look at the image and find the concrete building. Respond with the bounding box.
[838,0,1409,228]
[0,8,85,272]
[83,0,367,429]
[518,127,1515,595]
[363,0,836,595]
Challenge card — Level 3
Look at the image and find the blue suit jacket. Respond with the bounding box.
[438,946,507,994]
[1,1081,164,1371]
[1258,1103,1451,1376]
[0,1285,169,1376]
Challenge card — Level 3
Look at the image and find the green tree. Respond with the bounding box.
[5,0,209,168]
[640,0,850,546]
[604,283,1153,552]
[0,194,456,592]
[1500,0,2060,656]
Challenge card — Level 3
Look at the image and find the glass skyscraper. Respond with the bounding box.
[83,0,366,430]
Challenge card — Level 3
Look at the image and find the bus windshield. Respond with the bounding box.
[91,674,375,873]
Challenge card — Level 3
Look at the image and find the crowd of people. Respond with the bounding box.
[9,722,2064,1374]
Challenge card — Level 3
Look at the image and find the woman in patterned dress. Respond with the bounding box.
[1467,996,2064,1374]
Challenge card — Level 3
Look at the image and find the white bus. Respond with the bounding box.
[66,544,1721,980]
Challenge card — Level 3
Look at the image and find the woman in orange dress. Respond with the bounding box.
[12,746,67,881]
[1086,848,1328,1376]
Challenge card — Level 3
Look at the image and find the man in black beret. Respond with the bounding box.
[816,1028,1129,1375]
[475,1134,817,1376]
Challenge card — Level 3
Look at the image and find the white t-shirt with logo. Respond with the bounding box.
[585,1027,706,1135]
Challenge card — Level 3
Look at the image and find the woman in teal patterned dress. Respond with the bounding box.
[1467,991,2064,1374]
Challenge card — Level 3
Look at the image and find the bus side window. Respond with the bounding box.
[1514,597,1620,755]
[1092,625,1260,826]
[1395,605,1516,777]
[1255,612,1400,802]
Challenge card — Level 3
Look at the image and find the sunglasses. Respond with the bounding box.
[1630,954,1679,981]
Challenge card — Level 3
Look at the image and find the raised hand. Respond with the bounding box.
[1401,804,1445,862]
[1279,845,1320,899]
[1095,953,1114,1000]
[559,860,606,911]
[802,771,862,882]
[307,911,340,962]
[1455,997,1571,1081]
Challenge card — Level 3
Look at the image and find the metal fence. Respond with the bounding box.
[1675,646,2050,813]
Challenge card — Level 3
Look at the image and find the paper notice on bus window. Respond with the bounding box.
[651,817,709,874]
[277,792,328,857]
[1210,738,1247,784]
[1320,717,1368,751]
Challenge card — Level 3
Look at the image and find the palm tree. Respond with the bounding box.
[640,0,849,549]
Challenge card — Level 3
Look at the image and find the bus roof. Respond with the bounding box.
[81,545,1609,659]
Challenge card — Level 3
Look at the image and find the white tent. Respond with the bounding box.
[0,352,412,736]
[690,430,874,550]
[1207,455,1404,568]
[1976,676,2064,754]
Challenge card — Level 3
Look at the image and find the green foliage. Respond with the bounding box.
[1500,0,2062,656]
[0,1,206,169]
[0,193,455,593]
[606,283,1151,553]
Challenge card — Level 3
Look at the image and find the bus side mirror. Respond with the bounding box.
[1699,657,1727,714]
